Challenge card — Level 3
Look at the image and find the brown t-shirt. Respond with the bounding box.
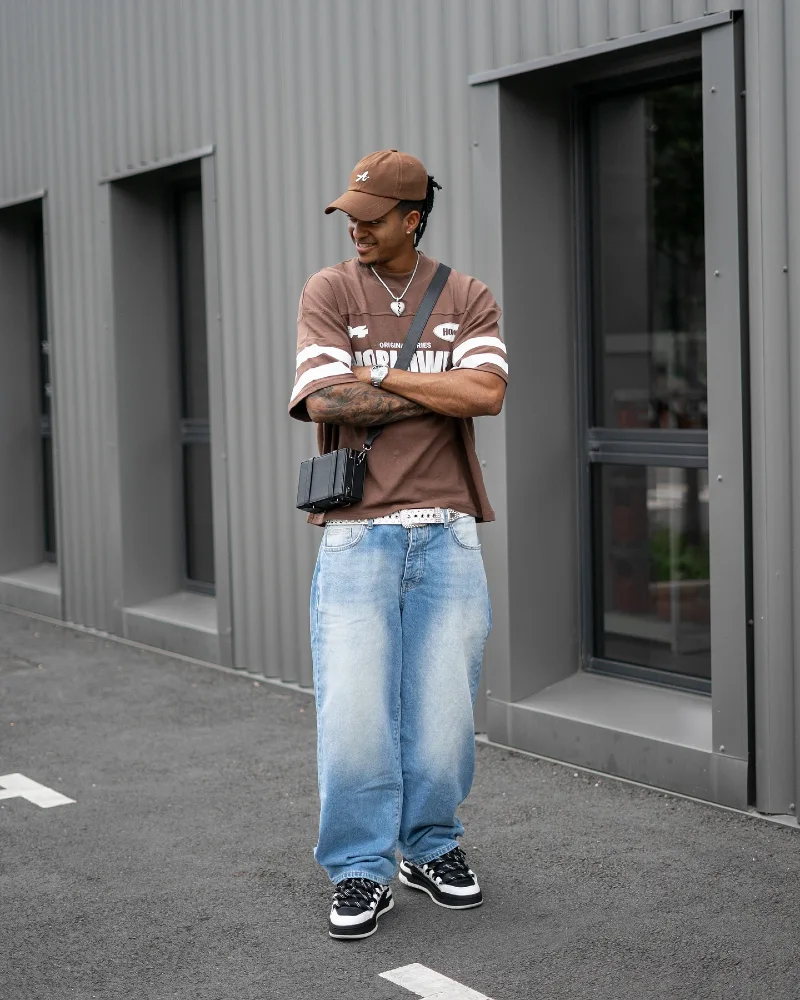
[288,253,507,525]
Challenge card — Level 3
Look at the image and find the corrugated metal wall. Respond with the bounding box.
[0,0,738,684]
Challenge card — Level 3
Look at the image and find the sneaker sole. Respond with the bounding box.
[398,868,483,909]
[328,894,394,940]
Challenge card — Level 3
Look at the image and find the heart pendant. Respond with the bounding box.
[390,300,405,317]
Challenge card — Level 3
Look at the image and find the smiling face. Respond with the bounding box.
[347,206,421,271]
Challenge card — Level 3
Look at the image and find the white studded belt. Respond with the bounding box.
[326,507,470,528]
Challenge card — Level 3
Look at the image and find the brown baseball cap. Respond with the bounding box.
[325,149,428,221]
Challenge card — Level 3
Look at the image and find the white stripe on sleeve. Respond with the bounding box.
[290,361,354,402]
[296,344,353,369]
[452,336,507,365]
[456,352,509,375]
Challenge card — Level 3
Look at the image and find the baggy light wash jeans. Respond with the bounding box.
[310,513,492,885]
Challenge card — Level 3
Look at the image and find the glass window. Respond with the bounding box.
[175,184,214,592]
[591,80,707,431]
[177,186,210,422]
[183,443,215,587]
[33,222,56,563]
[585,74,710,691]
[595,465,710,681]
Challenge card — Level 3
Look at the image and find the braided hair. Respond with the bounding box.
[397,175,441,247]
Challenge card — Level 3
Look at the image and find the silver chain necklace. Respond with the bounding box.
[370,251,421,317]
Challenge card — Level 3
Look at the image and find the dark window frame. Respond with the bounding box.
[574,60,712,696]
[173,181,215,596]
[32,211,57,564]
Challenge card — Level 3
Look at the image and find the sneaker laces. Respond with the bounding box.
[332,877,381,911]
[423,847,474,885]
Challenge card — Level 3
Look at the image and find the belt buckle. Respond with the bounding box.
[400,508,445,528]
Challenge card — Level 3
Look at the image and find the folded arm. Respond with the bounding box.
[354,367,506,418]
[305,381,429,425]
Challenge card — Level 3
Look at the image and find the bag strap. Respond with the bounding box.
[363,262,451,451]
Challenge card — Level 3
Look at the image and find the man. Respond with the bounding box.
[289,150,507,939]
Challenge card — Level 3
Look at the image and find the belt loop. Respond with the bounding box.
[367,518,374,529]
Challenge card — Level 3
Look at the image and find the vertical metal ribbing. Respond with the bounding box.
[639,0,674,32]
[519,0,550,58]
[0,0,766,705]
[553,0,580,52]
[673,0,708,23]
[578,0,610,47]
[783,0,800,818]
[745,0,796,814]
[608,0,640,39]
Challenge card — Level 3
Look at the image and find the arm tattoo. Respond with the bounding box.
[307,383,428,426]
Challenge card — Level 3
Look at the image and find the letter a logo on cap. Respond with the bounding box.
[355,171,369,182]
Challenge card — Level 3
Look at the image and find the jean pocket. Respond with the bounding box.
[322,523,367,550]
[450,515,481,550]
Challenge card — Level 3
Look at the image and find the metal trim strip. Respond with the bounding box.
[469,10,736,87]
[0,190,46,211]
[98,145,215,185]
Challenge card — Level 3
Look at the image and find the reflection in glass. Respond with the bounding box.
[34,221,57,563]
[176,183,215,589]
[596,465,710,680]
[42,437,56,562]
[183,443,215,587]
[592,80,707,430]
[176,186,210,422]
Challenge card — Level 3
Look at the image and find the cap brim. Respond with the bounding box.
[324,190,400,221]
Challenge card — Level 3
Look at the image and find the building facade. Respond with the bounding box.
[0,0,797,821]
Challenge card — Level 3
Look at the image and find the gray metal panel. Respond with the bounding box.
[108,178,184,608]
[498,78,580,703]
[702,21,751,765]
[469,10,734,84]
[608,0,641,38]
[0,0,755,692]
[579,0,609,47]
[201,155,233,668]
[487,670,749,807]
[785,0,800,818]
[640,0,676,31]
[487,681,748,808]
[743,0,797,815]
[0,208,45,574]
[470,82,511,718]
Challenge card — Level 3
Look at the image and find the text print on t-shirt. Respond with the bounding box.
[353,348,451,372]
[433,322,459,342]
[352,322,460,372]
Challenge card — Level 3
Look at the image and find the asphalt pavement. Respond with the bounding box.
[2,606,799,1000]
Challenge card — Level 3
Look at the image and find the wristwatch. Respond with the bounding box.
[370,364,390,387]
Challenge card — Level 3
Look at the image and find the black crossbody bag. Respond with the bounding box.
[296,262,451,513]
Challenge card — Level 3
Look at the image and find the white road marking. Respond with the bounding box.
[0,773,75,808]
[380,963,489,1000]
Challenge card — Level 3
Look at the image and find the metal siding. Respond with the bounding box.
[742,0,797,814]
[579,0,610,47]
[674,0,709,22]
[639,0,676,32]
[0,0,750,685]
[608,0,642,37]
[786,0,800,822]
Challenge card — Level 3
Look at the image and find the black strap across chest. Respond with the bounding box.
[363,262,451,451]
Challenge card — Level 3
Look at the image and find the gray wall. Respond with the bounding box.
[0,0,733,683]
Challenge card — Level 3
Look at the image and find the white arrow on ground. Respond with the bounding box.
[380,963,490,1000]
[0,773,75,808]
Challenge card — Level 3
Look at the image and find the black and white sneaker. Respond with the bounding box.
[328,878,394,939]
[399,846,483,909]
